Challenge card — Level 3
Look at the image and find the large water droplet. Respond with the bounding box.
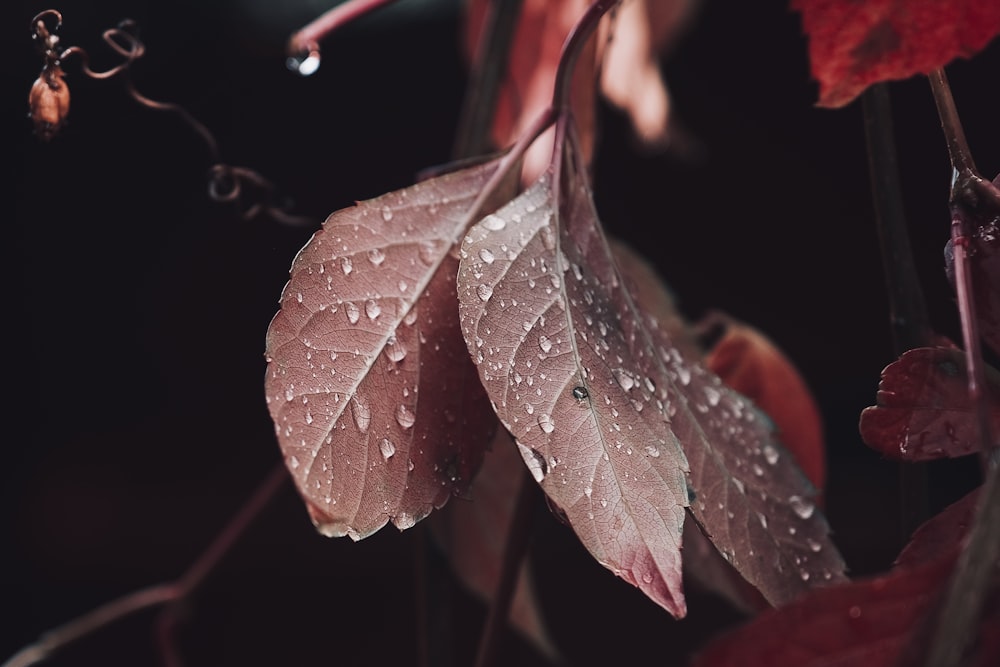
[538,335,552,353]
[380,438,396,460]
[517,442,547,482]
[537,413,555,433]
[341,257,353,275]
[481,215,506,231]
[396,404,416,429]
[352,396,372,433]
[385,336,407,362]
[613,368,635,391]
[367,248,386,266]
[644,445,660,458]
[365,299,382,320]
[345,301,360,324]
[287,45,321,76]
[479,248,495,264]
[789,495,815,519]
[477,284,493,301]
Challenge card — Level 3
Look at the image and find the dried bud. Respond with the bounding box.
[29,65,70,141]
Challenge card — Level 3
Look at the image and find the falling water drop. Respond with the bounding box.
[287,45,321,76]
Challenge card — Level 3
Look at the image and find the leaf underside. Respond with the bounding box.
[457,123,845,617]
[265,159,506,540]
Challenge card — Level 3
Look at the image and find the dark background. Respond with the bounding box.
[3,1,999,665]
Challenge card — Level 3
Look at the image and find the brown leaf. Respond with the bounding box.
[859,346,1000,461]
[431,428,560,661]
[265,158,508,539]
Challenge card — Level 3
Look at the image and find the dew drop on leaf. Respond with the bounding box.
[763,443,780,465]
[479,248,495,264]
[537,413,555,433]
[613,368,635,391]
[365,299,382,320]
[516,441,547,482]
[345,301,360,324]
[396,404,416,429]
[572,386,589,400]
[788,495,815,519]
[539,335,553,353]
[477,284,494,301]
[644,445,660,458]
[289,455,300,469]
[367,248,386,266]
[341,257,353,275]
[352,396,372,433]
[380,205,393,222]
[384,336,407,362]
[287,47,321,77]
[481,214,506,231]
[380,438,396,460]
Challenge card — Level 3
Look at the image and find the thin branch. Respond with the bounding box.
[287,0,400,63]
[472,468,541,667]
[861,84,932,545]
[551,0,621,112]
[452,0,525,160]
[2,585,179,667]
[156,463,289,667]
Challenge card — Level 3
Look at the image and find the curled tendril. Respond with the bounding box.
[28,9,314,227]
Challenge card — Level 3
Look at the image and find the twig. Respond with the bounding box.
[287,0,400,64]
[917,67,1000,667]
[452,0,525,160]
[156,463,289,667]
[860,84,932,545]
[472,468,541,667]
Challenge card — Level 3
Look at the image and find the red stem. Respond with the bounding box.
[551,0,621,112]
[288,0,400,57]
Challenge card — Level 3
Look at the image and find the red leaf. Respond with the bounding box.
[791,0,1000,108]
[945,174,1000,357]
[431,428,560,661]
[700,312,826,493]
[692,488,999,667]
[859,346,1000,461]
[457,121,844,617]
[265,159,508,539]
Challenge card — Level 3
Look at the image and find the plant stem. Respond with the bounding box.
[287,0,400,58]
[2,585,178,667]
[918,67,1000,667]
[861,84,932,545]
[472,468,541,667]
[452,0,524,160]
[156,463,289,667]
[551,0,621,112]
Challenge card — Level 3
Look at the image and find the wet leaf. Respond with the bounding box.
[791,0,1000,108]
[700,312,826,493]
[859,347,1000,461]
[457,121,845,616]
[692,487,999,667]
[431,428,560,661]
[265,159,508,539]
[945,174,1000,358]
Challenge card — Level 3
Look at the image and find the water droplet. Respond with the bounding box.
[807,538,822,553]
[572,386,588,400]
[418,241,439,265]
[352,396,372,433]
[380,438,396,460]
[584,486,593,498]
[395,511,415,530]
[540,225,556,250]
[287,45,321,76]
[367,248,386,266]
[385,337,407,362]
[365,299,381,320]
[752,463,764,476]
[799,570,811,582]
[345,301,360,324]
[538,335,552,353]
[788,495,815,519]
[600,498,608,508]
[763,444,780,465]
[516,442,547,482]
[479,248,495,264]
[537,413,555,433]
[644,445,660,458]
[481,215,506,231]
[289,455,300,469]
[341,257,353,275]
[284,387,295,401]
[641,572,653,584]
[524,402,534,415]
[477,284,493,301]
[396,404,416,429]
[613,368,635,391]
[380,205,393,222]
[704,385,721,406]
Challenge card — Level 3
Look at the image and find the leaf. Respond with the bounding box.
[457,121,844,617]
[945,174,1000,358]
[699,312,826,493]
[791,0,1000,108]
[430,428,560,662]
[858,346,1000,461]
[265,158,508,539]
[691,488,999,667]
